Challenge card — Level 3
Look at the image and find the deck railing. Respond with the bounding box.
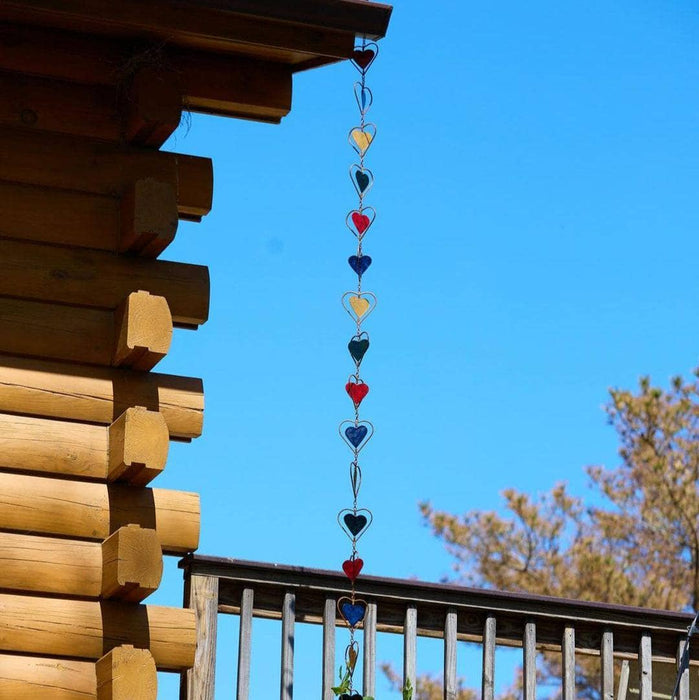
[179,555,697,700]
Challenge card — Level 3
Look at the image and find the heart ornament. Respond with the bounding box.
[350,164,374,198]
[342,557,364,582]
[350,42,379,73]
[353,82,373,116]
[338,597,368,628]
[338,508,374,541]
[342,291,376,324]
[345,377,369,406]
[339,420,374,453]
[346,206,376,238]
[348,123,377,157]
[340,694,363,700]
[348,254,372,276]
[348,332,370,364]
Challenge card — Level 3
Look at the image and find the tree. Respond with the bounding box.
[393,371,699,698]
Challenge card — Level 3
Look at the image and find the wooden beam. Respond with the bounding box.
[0,291,172,369]
[0,355,203,440]
[0,1,354,61]
[96,646,158,700]
[0,23,292,122]
[0,593,196,671]
[0,653,96,699]
[120,179,179,256]
[0,471,200,554]
[0,648,158,699]
[124,68,183,146]
[101,525,163,602]
[0,127,212,221]
[0,182,119,251]
[0,527,161,601]
[0,239,209,327]
[0,70,120,141]
[0,180,179,257]
[113,291,173,370]
[0,408,168,485]
[108,407,169,486]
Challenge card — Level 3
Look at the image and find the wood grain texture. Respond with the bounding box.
[108,407,169,486]
[124,68,182,147]
[0,182,120,251]
[0,291,171,369]
[322,597,335,700]
[113,291,173,370]
[181,574,218,700]
[0,527,160,600]
[237,588,254,700]
[101,525,163,602]
[0,653,96,699]
[0,408,167,484]
[0,471,200,554]
[482,616,496,700]
[0,70,120,141]
[0,531,101,597]
[0,127,212,220]
[96,646,157,700]
[0,238,209,327]
[0,181,179,256]
[0,24,293,121]
[0,354,203,441]
[0,593,195,671]
[119,179,178,257]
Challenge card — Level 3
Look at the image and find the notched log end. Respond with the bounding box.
[101,525,163,602]
[119,179,178,258]
[108,406,169,485]
[96,645,158,700]
[113,291,173,371]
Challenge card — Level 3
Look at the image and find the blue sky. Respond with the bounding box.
[153,0,699,694]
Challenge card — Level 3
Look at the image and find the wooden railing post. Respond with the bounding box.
[280,592,295,700]
[180,573,218,700]
[404,606,417,694]
[482,616,496,700]
[237,588,254,700]
[322,597,336,700]
[523,621,536,700]
[677,637,690,700]
[444,609,458,700]
[562,626,575,700]
[601,629,614,700]
[363,602,377,697]
[638,634,652,700]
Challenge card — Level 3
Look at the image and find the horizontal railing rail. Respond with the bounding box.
[179,555,696,700]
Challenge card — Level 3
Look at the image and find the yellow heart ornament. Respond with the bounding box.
[342,291,377,324]
[348,124,377,157]
[349,296,370,317]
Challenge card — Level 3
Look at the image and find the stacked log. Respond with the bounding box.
[0,37,210,698]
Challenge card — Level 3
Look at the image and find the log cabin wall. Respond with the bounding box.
[0,2,391,697]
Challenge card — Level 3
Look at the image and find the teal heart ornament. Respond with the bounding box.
[348,333,370,364]
[350,165,374,197]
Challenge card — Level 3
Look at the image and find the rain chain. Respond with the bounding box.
[335,37,379,699]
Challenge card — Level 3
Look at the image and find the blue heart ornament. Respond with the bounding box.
[345,425,367,448]
[348,255,372,276]
[339,598,367,628]
[355,170,370,193]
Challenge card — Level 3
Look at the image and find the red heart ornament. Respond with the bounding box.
[345,381,369,406]
[352,49,375,70]
[351,212,371,235]
[342,558,364,582]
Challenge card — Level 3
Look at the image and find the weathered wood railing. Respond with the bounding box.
[179,555,697,700]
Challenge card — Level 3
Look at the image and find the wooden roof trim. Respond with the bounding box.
[0,0,392,58]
